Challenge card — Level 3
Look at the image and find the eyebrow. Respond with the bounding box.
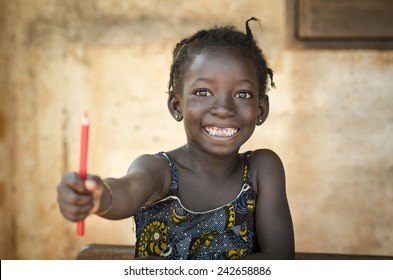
[190,77,256,88]
[190,77,215,87]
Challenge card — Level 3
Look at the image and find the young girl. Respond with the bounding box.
[57,18,294,260]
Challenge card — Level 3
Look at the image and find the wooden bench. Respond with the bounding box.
[76,244,393,260]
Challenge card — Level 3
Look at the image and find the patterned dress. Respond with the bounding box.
[134,151,258,260]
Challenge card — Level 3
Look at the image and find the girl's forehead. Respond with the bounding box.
[187,49,258,80]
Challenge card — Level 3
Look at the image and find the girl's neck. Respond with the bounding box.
[178,144,242,178]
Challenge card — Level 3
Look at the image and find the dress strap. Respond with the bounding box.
[157,152,179,196]
[242,151,252,186]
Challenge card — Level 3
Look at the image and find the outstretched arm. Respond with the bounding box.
[57,154,171,221]
[101,154,171,220]
[241,149,294,260]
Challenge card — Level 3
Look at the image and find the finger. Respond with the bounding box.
[84,179,105,214]
[61,172,87,194]
[58,197,93,221]
[57,182,93,206]
[57,191,93,215]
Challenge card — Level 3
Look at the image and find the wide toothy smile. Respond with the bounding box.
[203,126,239,138]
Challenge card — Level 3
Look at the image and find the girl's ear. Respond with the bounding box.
[256,95,269,126]
[167,92,183,122]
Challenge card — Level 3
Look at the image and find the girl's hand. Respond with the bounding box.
[56,172,105,221]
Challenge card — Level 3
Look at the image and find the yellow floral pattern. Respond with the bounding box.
[189,231,219,256]
[225,204,236,228]
[137,220,168,256]
[226,248,248,259]
[171,208,189,225]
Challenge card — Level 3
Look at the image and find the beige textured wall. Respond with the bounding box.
[1,0,392,259]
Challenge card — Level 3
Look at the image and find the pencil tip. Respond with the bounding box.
[82,112,89,125]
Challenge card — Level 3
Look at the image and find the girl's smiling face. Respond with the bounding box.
[169,49,269,155]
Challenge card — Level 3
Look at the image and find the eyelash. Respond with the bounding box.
[194,89,253,99]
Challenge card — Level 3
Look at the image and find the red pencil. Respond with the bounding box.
[77,112,89,236]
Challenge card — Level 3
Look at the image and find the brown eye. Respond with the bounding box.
[236,91,252,99]
[195,89,212,97]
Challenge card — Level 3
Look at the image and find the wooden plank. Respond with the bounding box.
[75,244,393,260]
[297,0,393,40]
[76,244,135,260]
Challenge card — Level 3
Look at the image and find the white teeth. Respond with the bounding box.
[204,127,238,137]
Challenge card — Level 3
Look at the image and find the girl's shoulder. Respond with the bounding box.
[127,153,172,174]
[249,149,285,194]
[126,153,174,204]
[250,149,283,165]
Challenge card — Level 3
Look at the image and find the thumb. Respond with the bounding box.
[85,179,104,214]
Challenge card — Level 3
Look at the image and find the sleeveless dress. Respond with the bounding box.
[134,151,258,260]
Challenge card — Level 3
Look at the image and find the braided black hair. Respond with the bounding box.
[168,17,275,97]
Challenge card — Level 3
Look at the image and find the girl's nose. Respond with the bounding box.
[210,94,236,118]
